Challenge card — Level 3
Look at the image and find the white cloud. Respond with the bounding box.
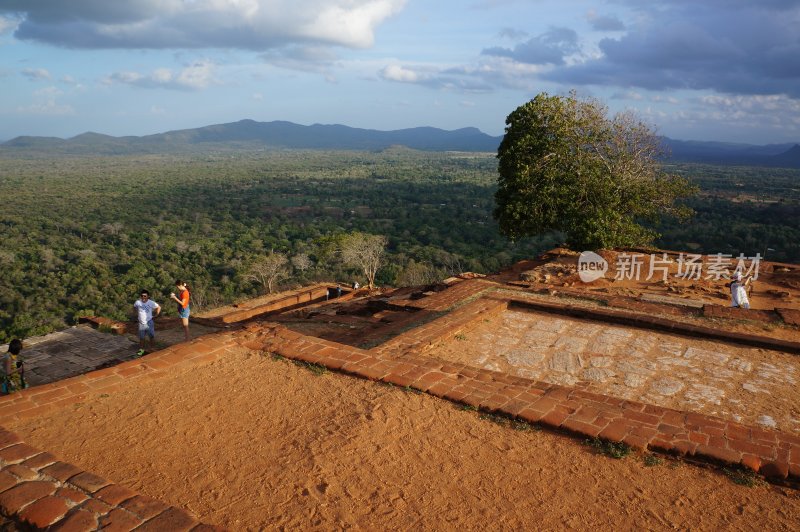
[175,61,215,89]
[21,68,51,81]
[2,0,406,50]
[666,93,800,132]
[698,93,800,117]
[252,92,263,101]
[16,86,74,115]
[106,60,217,90]
[0,14,19,34]
[380,56,536,93]
[260,45,339,74]
[651,95,679,104]
[612,90,643,101]
[381,64,420,83]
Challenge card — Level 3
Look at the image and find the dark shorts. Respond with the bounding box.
[179,306,191,319]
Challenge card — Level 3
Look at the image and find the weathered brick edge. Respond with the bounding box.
[0,429,225,530]
[0,333,238,530]
[391,278,495,311]
[240,314,800,484]
[220,284,331,324]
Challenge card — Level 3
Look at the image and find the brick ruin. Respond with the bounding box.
[0,248,798,528]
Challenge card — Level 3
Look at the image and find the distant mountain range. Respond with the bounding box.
[662,138,800,168]
[2,119,799,168]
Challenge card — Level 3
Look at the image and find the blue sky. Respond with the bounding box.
[1,0,799,144]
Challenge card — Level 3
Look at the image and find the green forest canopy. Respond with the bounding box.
[0,148,798,342]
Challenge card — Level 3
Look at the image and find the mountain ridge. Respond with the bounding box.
[2,119,799,167]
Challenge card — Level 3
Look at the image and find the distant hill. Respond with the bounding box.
[1,120,799,168]
[662,138,800,167]
[770,144,800,167]
[0,120,503,155]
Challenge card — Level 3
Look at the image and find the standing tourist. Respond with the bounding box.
[134,290,161,356]
[729,271,752,309]
[171,280,191,341]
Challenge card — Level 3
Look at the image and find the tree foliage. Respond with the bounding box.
[340,232,387,289]
[0,150,554,342]
[494,92,697,250]
[246,252,290,294]
[0,148,791,343]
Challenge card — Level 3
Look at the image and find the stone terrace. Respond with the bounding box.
[0,263,799,527]
[1,326,137,387]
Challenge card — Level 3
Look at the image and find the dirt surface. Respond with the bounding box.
[8,348,799,530]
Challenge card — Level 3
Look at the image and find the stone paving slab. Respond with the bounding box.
[430,308,800,434]
[506,296,800,354]
[1,326,138,388]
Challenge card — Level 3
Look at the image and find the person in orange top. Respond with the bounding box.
[170,280,191,341]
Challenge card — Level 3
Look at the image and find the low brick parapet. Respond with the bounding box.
[0,332,238,428]
[0,428,223,530]
[702,304,779,323]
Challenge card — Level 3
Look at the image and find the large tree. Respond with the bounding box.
[494,92,696,250]
[246,252,290,294]
[340,232,387,289]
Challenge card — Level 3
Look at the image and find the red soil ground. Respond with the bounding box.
[8,348,799,530]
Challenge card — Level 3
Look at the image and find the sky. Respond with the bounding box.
[1,0,799,144]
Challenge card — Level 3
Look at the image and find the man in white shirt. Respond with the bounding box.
[133,290,161,356]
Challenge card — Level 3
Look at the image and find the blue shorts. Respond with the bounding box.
[179,306,191,319]
[138,320,155,339]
